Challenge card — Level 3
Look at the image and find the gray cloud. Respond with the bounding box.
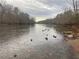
[6,0,72,20]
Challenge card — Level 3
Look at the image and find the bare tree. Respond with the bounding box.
[0,0,6,23]
[72,0,78,13]
[72,0,75,12]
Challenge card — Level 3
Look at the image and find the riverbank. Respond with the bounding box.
[63,25,79,59]
[67,40,79,59]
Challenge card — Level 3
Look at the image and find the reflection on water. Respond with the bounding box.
[0,24,74,59]
[45,24,72,32]
[0,25,30,43]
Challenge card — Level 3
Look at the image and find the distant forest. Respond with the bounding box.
[38,0,79,25]
[0,1,35,25]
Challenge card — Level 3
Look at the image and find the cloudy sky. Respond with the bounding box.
[5,0,72,21]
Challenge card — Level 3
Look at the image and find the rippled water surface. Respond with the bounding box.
[0,24,74,59]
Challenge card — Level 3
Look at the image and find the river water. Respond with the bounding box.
[0,24,75,59]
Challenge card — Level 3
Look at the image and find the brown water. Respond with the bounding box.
[0,24,75,59]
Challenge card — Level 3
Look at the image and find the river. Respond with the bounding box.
[0,24,75,59]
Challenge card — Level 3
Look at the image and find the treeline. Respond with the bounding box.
[38,0,79,25]
[53,10,79,24]
[0,2,35,25]
[38,10,79,24]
